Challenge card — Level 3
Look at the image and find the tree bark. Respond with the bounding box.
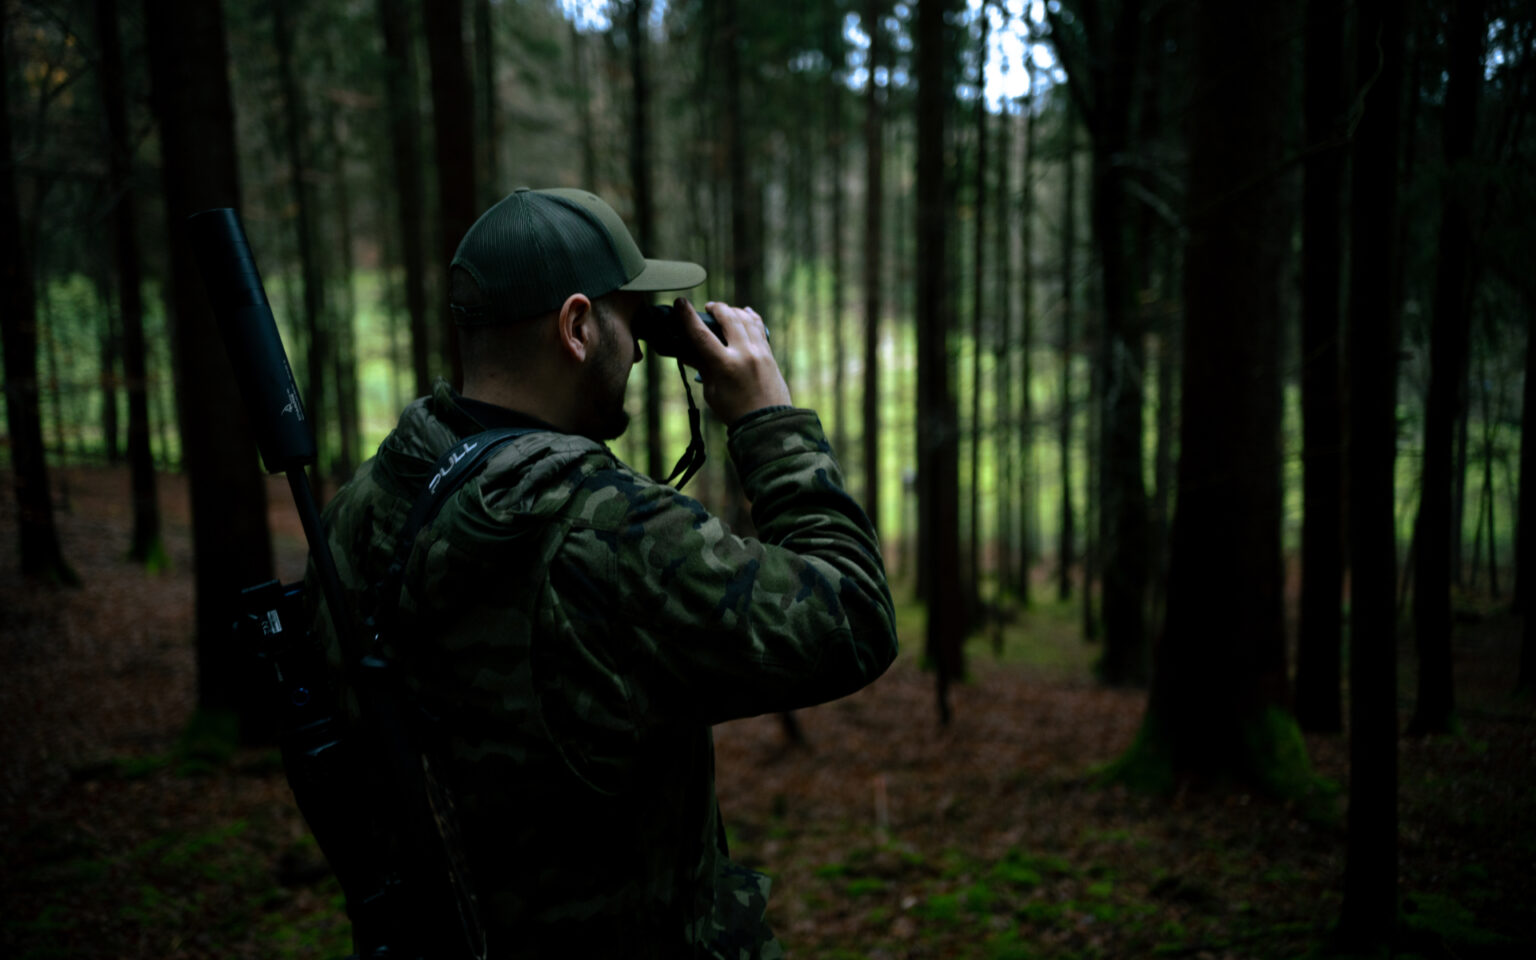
[861,0,886,538]
[1118,0,1298,787]
[144,0,275,737]
[1090,0,1148,686]
[1518,302,1536,692]
[321,45,362,484]
[968,12,989,628]
[1020,46,1038,604]
[96,0,162,565]
[998,104,1015,610]
[1058,109,1076,602]
[1409,0,1483,737]
[379,0,431,397]
[1,25,75,583]
[424,0,477,390]
[1296,0,1348,734]
[626,0,667,482]
[918,0,964,723]
[273,0,331,484]
[474,0,498,207]
[97,276,120,464]
[1337,0,1405,947]
[820,0,847,464]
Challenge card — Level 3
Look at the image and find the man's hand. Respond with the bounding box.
[679,299,792,425]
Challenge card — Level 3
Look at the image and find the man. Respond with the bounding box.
[311,187,897,957]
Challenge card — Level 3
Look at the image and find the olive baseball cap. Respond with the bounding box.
[449,186,706,325]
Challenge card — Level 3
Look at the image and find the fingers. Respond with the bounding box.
[705,301,768,350]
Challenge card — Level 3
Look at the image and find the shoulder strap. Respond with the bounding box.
[368,426,539,637]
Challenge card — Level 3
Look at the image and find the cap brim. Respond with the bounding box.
[620,258,706,293]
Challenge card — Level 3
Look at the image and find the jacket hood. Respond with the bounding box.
[378,380,613,520]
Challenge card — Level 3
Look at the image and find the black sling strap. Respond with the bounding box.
[367,426,539,637]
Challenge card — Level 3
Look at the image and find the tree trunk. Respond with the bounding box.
[96,0,162,565]
[626,0,666,482]
[1020,48,1037,604]
[1117,0,1298,788]
[823,0,847,464]
[1409,0,1482,737]
[1091,0,1148,687]
[1,27,75,584]
[968,12,989,629]
[1518,302,1536,693]
[321,45,362,483]
[1295,0,1348,734]
[1454,378,1470,585]
[998,105,1015,612]
[474,0,498,208]
[379,0,432,398]
[144,0,275,739]
[918,0,964,724]
[722,0,757,311]
[1337,0,1405,947]
[273,0,331,484]
[97,273,120,464]
[572,23,598,192]
[1481,359,1500,600]
[1058,109,1076,602]
[861,0,886,537]
[424,0,477,390]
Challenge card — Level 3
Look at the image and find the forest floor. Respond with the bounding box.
[1,464,1533,960]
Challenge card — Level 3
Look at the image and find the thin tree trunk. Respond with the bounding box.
[145,0,275,739]
[1454,377,1471,585]
[379,0,431,397]
[824,0,847,463]
[1408,0,1482,736]
[1091,0,1148,685]
[918,0,963,724]
[968,12,989,629]
[424,0,477,390]
[627,0,666,481]
[1482,360,1500,599]
[1,30,74,583]
[572,23,598,191]
[1296,0,1348,734]
[993,106,1012,655]
[1020,48,1037,603]
[1058,110,1076,602]
[97,271,120,464]
[96,0,160,564]
[321,46,361,483]
[474,0,498,207]
[43,297,68,469]
[862,0,886,537]
[273,0,331,484]
[1517,300,1536,692]
[1337,0,1405,946]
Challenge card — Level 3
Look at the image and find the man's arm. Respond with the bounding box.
[568,407,895,726]
[555,302,896,725]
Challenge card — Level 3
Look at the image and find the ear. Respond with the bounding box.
[556,293,595,362]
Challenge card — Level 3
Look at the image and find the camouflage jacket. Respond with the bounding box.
[308,381,897,958]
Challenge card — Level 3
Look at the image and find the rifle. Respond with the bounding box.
[189,208,485,959]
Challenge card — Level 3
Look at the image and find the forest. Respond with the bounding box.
[1,0,1534,957]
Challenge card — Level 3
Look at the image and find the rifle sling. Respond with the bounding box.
[368,426,540,641]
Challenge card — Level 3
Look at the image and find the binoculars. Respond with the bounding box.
[632,302,724,368]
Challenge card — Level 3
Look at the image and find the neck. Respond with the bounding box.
[461,372,578,433]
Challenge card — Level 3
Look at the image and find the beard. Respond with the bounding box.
[579,310,633,442]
